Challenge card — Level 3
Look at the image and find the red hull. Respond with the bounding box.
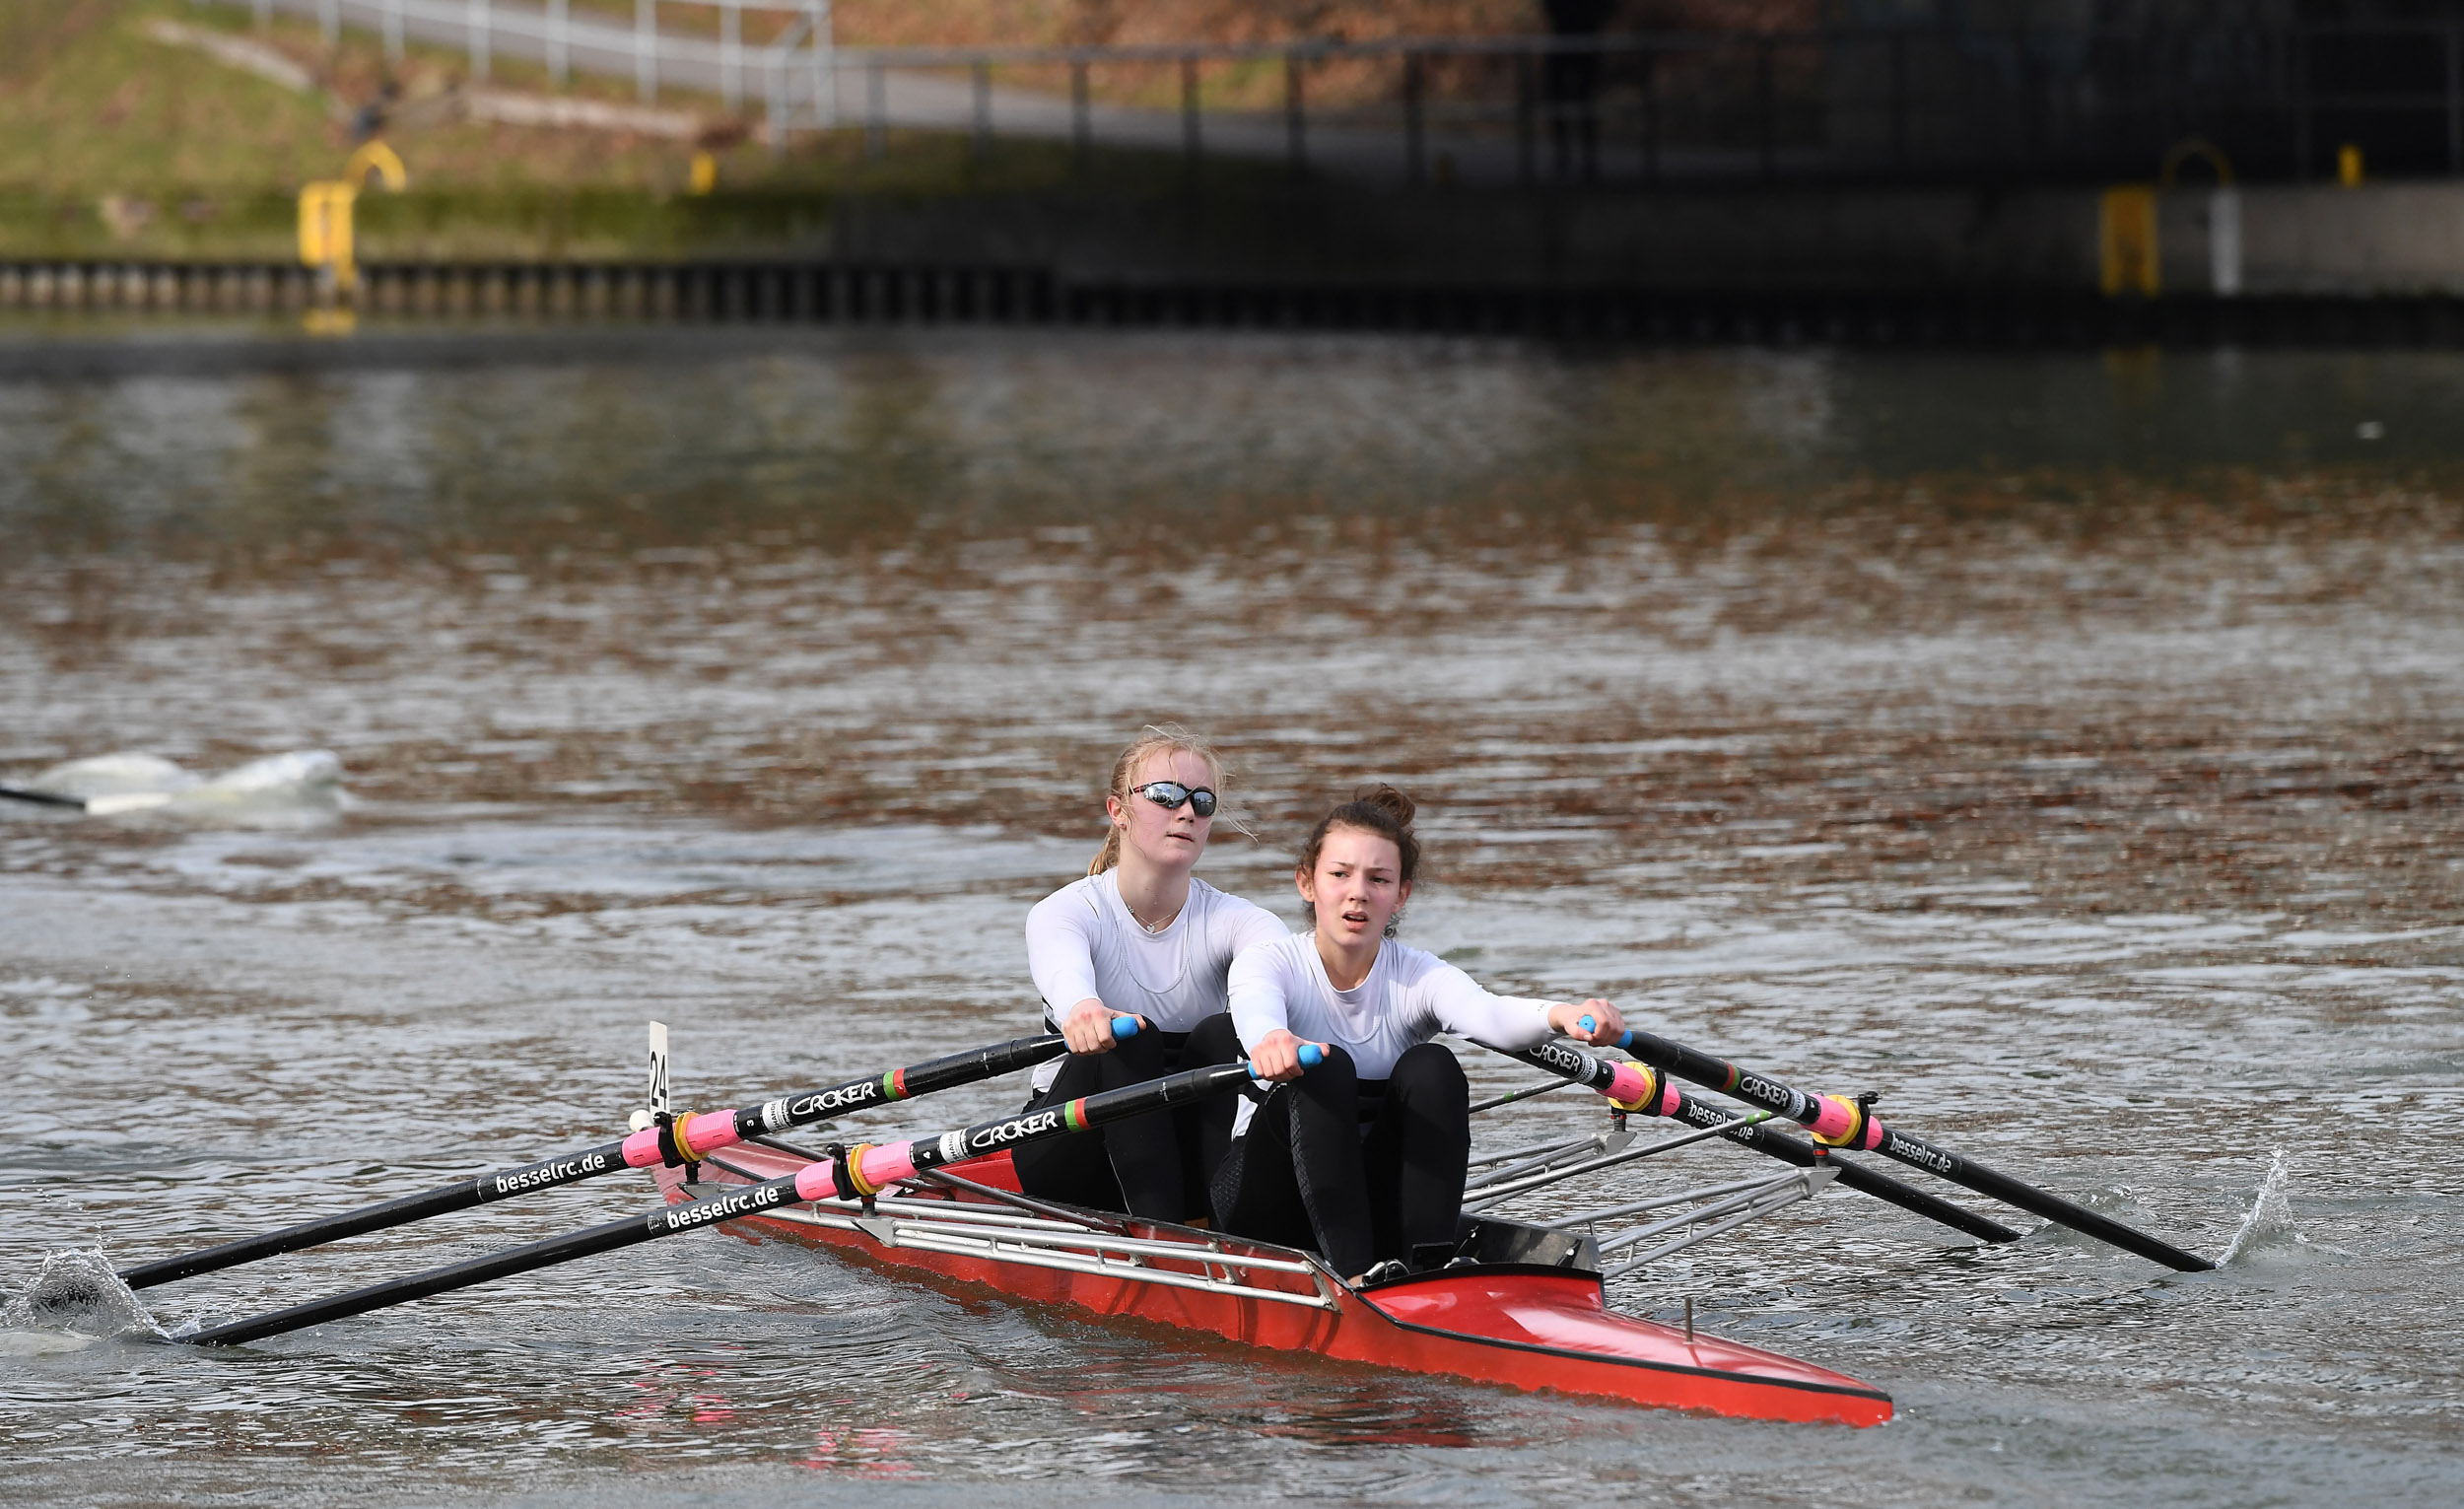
[654,1145,1889,1427]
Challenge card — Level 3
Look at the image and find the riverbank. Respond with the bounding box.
[13,2,2464,340]
[12,177,2464,348]
[16,163,2464,293]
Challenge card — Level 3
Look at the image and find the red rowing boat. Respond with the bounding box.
[652,1139,1892,1427]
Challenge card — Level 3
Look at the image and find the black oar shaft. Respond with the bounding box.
[0,784,87,809]
[1618,1027,2215,1272]
[1658,1090,2019,1244]
[187,1058,1270,1346]
[187,1178,804,1346]
[1867,1130,2206,1270]
[120,1149,612,1290]
[123,1029,1087,1290]
[1497,1042,2020,1244]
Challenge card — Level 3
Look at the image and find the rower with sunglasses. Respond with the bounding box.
[1014,726,1287,1221]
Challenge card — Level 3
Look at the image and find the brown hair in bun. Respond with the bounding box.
[1296,784,1421,936]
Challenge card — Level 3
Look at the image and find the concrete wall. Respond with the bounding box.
[832,185,2101,293]
[836,180,2464,298]
[2161,184,2464,297]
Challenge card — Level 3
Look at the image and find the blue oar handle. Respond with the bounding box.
[1243,1043,1325,1077]
[1575,1015,1636,1051]
[1111,1015,1139,1041]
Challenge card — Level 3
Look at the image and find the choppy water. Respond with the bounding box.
[3,329,2461,1507]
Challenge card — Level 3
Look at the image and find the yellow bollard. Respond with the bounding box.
[688,151,718,195]
[2098,184,2158,298]
[298,180,359,293]
[2338,143,2364,187]
[296,141,404,334]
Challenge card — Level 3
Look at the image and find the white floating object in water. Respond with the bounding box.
[2357,420,2385,440]
[26,751,198,800]
[163,749,345,823]
[8,749,345,825]
[176,749,343,802]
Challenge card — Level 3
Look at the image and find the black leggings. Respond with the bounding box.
[1010,1024,1207,1222]
[1190,1016,1471,1278]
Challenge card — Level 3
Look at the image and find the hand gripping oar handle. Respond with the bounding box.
[1579,1020,2213,1271]
[1498,1038,2021,1245]
[184,1047,1318,1347]
[119,1018,1141,1290]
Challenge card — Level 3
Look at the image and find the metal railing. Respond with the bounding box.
[206,4,2464,186]
[230,0,835,121]
[681,1179,1341,1311]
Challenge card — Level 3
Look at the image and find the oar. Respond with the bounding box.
[119,1018,1139,1290]
[3,782,184,814]
[1,783,85,809]
[1486,1037,2022,1245]
[184,1046,1321,1346]
[1586,1021,2213,1271]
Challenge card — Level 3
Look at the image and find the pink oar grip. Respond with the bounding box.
[1602,1063,1680,1117]
[684,1110,744,1158]
[1809,1096,1860,1142]
[793,1161,841,1201]
[1606,1063,1648,1104]
[787,1141,918,1202]
[856,1141,918,1187]
[1808,1094,1885,1150]
[619,1109,748,1168]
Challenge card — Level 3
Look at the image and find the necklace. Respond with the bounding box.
[1124,892,1184,934]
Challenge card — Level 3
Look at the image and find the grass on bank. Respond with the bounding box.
[0,0,1264,260]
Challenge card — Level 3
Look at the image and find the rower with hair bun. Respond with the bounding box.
[1195,785,1628,1283]
[1014,725,1287,1221]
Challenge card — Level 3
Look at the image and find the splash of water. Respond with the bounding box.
[2218,1148,2307,1267]
[0,1248,163,1347]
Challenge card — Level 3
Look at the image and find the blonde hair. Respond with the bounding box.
[1089,723,1228,876]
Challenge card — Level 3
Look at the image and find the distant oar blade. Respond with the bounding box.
[82,791,176,815]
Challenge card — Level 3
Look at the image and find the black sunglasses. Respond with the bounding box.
[1130,781,1218,817]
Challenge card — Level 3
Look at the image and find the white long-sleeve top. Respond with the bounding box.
[1227,932,1558,1082]
[1025,869,1288,1052]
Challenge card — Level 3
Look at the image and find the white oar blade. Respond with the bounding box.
[24,752,198,801]
[81,792,177,816]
